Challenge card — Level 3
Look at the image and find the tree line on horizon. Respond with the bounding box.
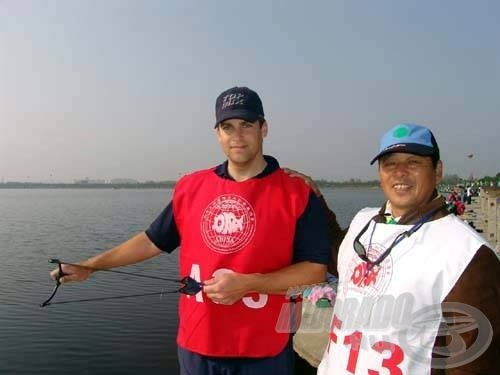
[2,172,498,189]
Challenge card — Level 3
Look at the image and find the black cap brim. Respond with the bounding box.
[215,110,263,128]
[370,144,436,164]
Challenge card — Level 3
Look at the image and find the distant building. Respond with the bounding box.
[74,178,107,184]
[110,178,139,184]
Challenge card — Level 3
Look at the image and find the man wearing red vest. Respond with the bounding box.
[50,86,330,374]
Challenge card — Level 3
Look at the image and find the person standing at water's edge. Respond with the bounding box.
[289,123,499,374]
[49,86,330,374]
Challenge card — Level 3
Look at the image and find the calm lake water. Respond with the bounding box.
[0,187,383,374]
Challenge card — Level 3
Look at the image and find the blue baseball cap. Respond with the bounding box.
[215,86,265,127]
[370,123,440,165]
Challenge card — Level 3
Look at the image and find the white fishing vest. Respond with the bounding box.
[318,208,487,374]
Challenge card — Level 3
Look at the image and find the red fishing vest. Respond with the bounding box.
[173,167,310,357]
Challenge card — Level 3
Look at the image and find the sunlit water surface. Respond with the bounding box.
[0,187,383,374]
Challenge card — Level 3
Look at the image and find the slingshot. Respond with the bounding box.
[40,258,203,307]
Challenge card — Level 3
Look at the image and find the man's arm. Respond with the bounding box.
[283,168,348,275]
[435,245,500,374]
[203,261,326,304]
[50,201,180,283]
[51,232,162,282]
[317,195,348,276]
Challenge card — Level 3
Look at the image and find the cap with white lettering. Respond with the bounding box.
[214,86,265,127]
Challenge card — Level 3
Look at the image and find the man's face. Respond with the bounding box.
[378,152,442,217]
[216,118,267,167]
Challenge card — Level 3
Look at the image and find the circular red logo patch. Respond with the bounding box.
[345,242,393,297]
[201,194,256,254]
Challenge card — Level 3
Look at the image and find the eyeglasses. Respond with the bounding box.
[353,204,446,269]
[353,221,408,268]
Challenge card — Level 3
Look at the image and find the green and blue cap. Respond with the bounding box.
[370,123,440,165]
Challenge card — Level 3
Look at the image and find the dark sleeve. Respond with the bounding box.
[144,201,180,253]
[292,192,331,264]
[318,195,348,276]
[434,245,500,375]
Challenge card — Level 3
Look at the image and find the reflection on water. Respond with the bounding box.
[0,187,382,374]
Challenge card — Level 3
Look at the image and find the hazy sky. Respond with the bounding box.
[1,0,498,183]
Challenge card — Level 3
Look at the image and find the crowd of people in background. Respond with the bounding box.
[446,184,478,215]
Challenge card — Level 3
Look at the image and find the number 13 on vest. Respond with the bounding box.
[328,314,405,374]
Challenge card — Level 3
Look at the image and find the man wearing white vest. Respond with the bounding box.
[295,124,499,374]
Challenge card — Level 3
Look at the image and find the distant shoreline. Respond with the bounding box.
[0,181,380,189]
[0,182,176,189]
